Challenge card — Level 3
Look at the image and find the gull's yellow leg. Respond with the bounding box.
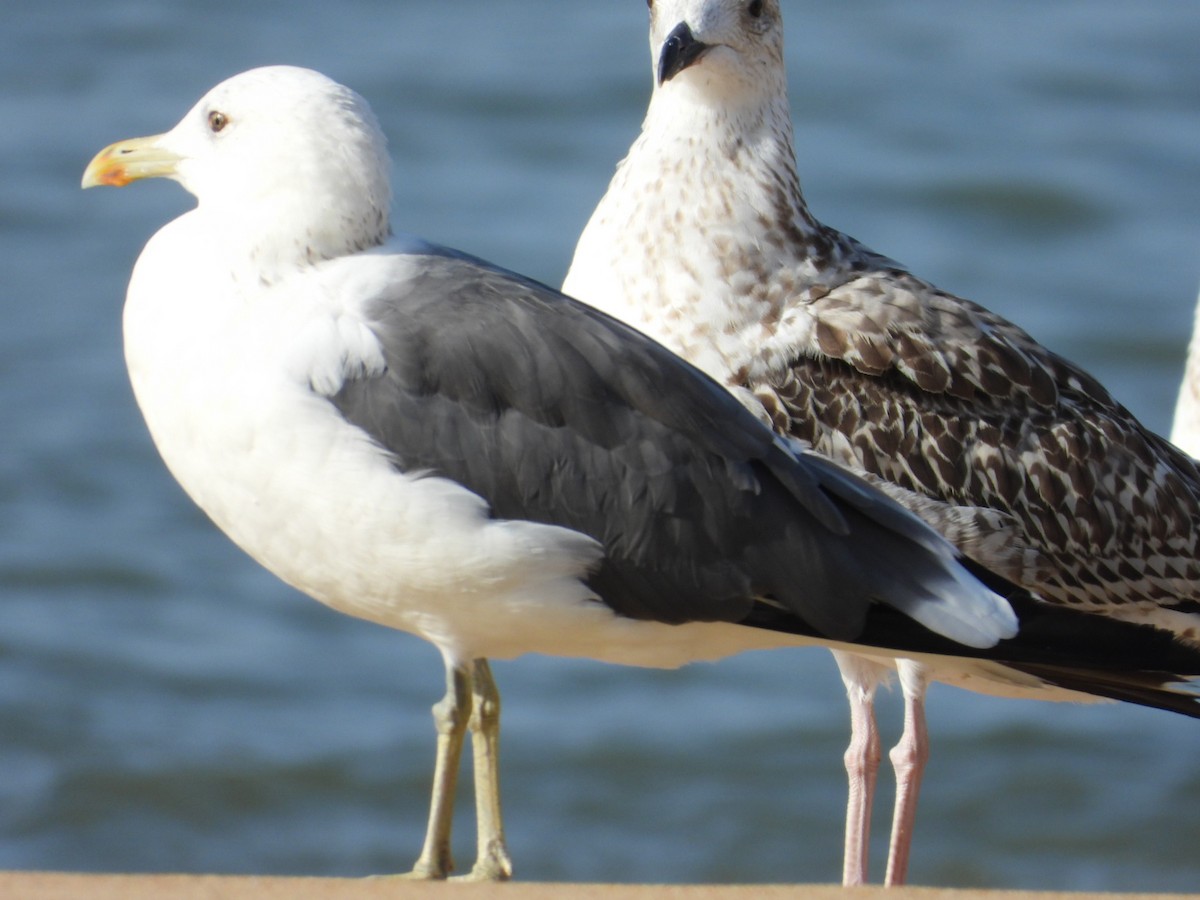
[457,659,514,881]
[401,661,472,879]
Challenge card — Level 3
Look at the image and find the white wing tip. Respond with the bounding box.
[904,564,1019,650]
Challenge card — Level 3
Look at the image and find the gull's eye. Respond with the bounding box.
[748,0,763,17]
[208,110,229,133]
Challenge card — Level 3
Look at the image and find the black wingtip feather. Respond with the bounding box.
[743,584,1200,720]
[1008,662,1200,719]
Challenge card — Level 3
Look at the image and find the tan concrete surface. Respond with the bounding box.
[1,873,1197,900]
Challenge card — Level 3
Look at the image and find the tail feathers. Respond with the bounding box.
[1010,663,1200,719]
[743,583,1200,720]
[881,550,1018,650]
[958,560,1200,718]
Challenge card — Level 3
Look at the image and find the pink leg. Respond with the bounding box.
[832,651,889,886]
[884,660,930,887]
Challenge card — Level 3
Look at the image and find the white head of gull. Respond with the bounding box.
[565,0,1200,886]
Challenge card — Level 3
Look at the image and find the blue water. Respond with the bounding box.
[3,0,1200,890]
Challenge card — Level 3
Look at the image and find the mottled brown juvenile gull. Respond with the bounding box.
[565,0,1200,885]
[77,65,1069,881]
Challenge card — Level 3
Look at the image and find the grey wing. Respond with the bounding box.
[327,251,1002,642]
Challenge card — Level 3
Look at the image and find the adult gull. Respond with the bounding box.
[81,64,1049,880]
[564,0,1200,885]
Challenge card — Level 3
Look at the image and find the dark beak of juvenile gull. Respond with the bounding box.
[657,22,711,85]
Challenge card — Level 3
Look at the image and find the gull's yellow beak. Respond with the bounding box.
[81,134,181,189]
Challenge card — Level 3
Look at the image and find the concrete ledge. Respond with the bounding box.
[3,873,1197,900]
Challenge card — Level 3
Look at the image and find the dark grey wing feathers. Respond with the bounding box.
[329,252,976,640]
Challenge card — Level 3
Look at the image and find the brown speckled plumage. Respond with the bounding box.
[758,259,1200,636]
[566,1,1200,647]
[564,1,1200,884]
